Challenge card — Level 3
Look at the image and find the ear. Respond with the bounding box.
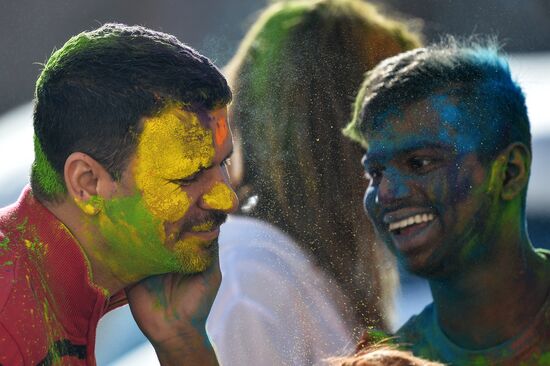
[500,142,531,201]
[64,152,117,214]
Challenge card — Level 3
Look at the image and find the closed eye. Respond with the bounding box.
[167,174,199,187]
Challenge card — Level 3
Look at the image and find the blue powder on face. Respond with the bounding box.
[429,94,481,153]
[430,95,460,124]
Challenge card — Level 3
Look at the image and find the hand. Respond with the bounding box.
[125,258,221,366]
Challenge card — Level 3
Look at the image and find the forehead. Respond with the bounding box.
[132,104,230,173]
[139,104,229,145]
[364,94,481,159]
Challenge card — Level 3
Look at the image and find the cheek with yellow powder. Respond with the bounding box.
[134,105,215,223]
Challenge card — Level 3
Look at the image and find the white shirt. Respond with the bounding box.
[208,215,354,366]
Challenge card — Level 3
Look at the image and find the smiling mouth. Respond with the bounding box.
[388,213,435,234]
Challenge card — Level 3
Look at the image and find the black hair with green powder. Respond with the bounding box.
[32,23,231,202]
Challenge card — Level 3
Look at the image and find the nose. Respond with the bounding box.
[376,169,411,206]
[200,181,239,213]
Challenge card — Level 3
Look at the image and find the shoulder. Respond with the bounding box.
[0,201,33,322]
[396,302,435,347]
[0,232,26,364]
[395,303,449,362]
[218,215,346,297]
[217,217,345,308]
[213,216,352,331]
[0,321,24,365]
[0,229,21,312]
[218,216,311,279]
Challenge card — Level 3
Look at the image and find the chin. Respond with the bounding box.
[398,248,440,278]
[404,255,458,280]
[174,239,218,274]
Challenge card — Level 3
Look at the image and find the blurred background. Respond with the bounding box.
[0,0,549,364]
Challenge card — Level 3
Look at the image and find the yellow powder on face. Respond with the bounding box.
[173,236,214,273]
[191,221,214,232]
[203,182,236,211]
[81,203,97,215]
[95,193,184,284]
[134,105,215,222]
[74,196,103,216]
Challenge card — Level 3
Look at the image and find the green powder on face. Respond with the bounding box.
[96,193,183,283]
[31,135,67,198]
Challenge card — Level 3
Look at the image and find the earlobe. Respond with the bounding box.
[501,143,530,200]
[64,152,114,214]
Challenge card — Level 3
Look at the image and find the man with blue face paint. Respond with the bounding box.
[344,39,550,365]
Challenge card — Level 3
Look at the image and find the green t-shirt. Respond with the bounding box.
[396,249,550,366]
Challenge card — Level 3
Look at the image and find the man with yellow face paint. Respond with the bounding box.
[0,23,237,365]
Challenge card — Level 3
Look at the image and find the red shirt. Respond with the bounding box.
[0,187,126,365]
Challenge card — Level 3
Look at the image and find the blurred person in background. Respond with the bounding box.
[0,23,238,365]
[207,0,421,364]
[345,38,550,365]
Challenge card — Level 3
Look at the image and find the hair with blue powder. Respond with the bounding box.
[344,37,530,160]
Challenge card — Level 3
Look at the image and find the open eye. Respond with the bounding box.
[408,156,436,173]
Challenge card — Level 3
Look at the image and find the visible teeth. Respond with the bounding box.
[388,213,435,232]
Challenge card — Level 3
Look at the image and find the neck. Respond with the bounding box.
[45,199,129,295]
[428,219,550,349]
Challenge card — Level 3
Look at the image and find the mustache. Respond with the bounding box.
[180,211,228,233]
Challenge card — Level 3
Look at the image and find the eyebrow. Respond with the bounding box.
[363,142,451,165]
[199,148,234,172]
